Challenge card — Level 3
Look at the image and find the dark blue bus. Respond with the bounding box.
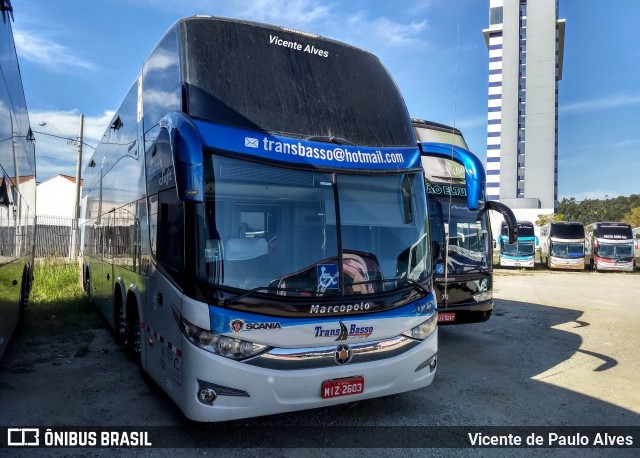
[413,119,515,325]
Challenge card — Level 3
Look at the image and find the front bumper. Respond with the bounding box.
[178,330,438,422]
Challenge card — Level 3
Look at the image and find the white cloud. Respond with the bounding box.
[454,115,486,130]
[610,138,640,148]
[560,93,640,114]
[33,110,114,181]
[13,29,97,73]
[238,0,332,27]
[129,0,428,52]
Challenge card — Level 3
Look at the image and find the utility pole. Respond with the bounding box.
[70,114,84,260]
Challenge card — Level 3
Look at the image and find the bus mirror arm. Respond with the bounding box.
[484,201,518,244]
[431,241,441,264]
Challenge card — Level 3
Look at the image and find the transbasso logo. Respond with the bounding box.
[244,136,405,165]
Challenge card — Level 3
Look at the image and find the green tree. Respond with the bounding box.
[536,213,564,227]
[622,207,640,228]
[558,194,640,225]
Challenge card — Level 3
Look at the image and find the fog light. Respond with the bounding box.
[429,354,437,372]
[199,388,217,404]
[415,353,438,372]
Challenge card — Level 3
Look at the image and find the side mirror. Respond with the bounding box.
[484,201,518,244]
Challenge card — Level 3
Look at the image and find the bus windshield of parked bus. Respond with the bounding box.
[428,200,488,274]
[501,222,535,256]
[597,243,633,259]
[198,155,430,297]
[183,18,414,147]
[502,240,535,257]
[551,242,584,258]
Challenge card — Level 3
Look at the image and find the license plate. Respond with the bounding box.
[321,376,364,399]
[438,312,455,323]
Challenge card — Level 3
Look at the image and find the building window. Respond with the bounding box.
[489,7,503,25]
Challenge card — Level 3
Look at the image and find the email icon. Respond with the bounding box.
[244,137,259,148]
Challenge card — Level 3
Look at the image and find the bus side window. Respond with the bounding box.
[155,188,184,285]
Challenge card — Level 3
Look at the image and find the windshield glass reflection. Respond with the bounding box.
[198,155,430,297]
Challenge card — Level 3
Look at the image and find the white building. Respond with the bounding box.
[482,0,565,215]
[36,174,82,220]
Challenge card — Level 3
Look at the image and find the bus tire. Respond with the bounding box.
[124,299,141,362]
[84,266,93,307]
[114,290,126,346]
[16,268,29,334]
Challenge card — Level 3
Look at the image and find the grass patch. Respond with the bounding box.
[30,257,87,318]
[0,258,104,372]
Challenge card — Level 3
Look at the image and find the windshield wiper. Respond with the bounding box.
[349,278,431,296]
[223,285,322,306]
[223,286,282,306]
[399,278,432,296]
[306,135,356,146]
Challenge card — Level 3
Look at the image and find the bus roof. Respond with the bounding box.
[411,118,468,149]
[177,16,415,148]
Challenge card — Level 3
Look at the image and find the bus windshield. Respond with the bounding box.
[597,242,633,259]
[430,200,489,273]
[502,241,535,257]
[198,155,430,296]
[551,242,584,258]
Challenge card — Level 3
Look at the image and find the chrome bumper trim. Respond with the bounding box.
[244,335,421,370]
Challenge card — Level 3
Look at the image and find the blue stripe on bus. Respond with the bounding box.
[193,120,422,171]
[208,294,436,333]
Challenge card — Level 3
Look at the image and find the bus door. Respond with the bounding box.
[145,186,186,393]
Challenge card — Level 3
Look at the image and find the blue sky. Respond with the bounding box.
[12,0,640,201]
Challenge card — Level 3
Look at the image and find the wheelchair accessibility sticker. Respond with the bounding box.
[317,264,338,290]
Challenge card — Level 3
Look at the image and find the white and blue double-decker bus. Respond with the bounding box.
[80,16,438,422]
[498,221,538,268]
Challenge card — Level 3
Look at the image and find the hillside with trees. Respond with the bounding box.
[554,195,640,226]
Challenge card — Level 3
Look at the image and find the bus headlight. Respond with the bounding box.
[403,314,437,340]
[180,317,269,360]
[473,291,493,302]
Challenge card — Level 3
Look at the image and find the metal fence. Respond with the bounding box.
[36,214,77,258]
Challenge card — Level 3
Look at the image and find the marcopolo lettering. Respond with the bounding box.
[309,302,370,314]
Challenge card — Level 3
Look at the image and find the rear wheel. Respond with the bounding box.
[16,268,31,334]
[114,293,126,346]
[83,267,93,306]
[124,301,141,362]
